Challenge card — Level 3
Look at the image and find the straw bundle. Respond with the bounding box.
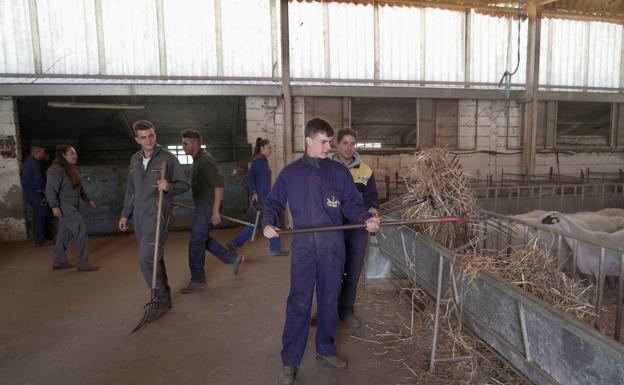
[401,148,477,248]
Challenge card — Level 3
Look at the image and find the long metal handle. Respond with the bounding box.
[278,216,468,235]
[173,202,255,227]
[151,161,166,292]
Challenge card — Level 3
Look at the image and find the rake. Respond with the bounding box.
[131,161,167,334]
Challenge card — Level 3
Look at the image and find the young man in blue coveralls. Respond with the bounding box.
[263,118,380,385]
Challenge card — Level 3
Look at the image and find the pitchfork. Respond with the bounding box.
[277,214,480,235]
[131,161,167,334]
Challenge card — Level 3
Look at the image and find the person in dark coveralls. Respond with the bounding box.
[332,128,379,328]
[179,129,245,294]
[22,145,51,246]
[118,120,189,317]
[46,145,98,271]
[227,137,289,256]
[263,118,381,385]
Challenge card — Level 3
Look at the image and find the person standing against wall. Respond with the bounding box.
[263,118,380,385]
[118,120,190,318]
[179,129,245,294]
[22,145,51,246]
[46,145,98,271]
[227,137,289,256]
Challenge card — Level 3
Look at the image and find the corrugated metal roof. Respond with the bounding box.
[0,0,622,90]
[470,11,527,84]
[163,0,218,77]
[540,17,622,88]
[37,0,98,75]
[327,2,374,79]
[221,0,275,77]
[0,0,35,74]
[100,0,160,76]
[289,1,325,78]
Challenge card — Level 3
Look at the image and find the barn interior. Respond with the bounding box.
[1,1,624,385]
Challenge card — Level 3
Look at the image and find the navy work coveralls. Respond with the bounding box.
[121,146,189,306]
[188,150,238,284]
[45,164,91,266]
[22,155,49,244]
[331,152,379,316]
[231,153,282,252]
[262,155,372,367]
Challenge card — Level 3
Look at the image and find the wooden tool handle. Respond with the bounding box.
[151,161,166,291]
[278,216,468,235]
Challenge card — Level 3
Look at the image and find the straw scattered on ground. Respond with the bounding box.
[356,285,531,385]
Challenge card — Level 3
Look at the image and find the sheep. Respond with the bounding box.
[597,208,624,217]
[564,211,622,233]
[538,211,624,281]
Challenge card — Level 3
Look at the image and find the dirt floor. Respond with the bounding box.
[0,229,527,385]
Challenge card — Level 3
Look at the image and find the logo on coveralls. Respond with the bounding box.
[326,196,340,208]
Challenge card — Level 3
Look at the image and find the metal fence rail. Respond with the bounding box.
[475,182,624,214]
[376,215,624,385]
[480,210,624,341]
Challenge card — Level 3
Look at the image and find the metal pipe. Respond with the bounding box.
[430,254,445,373]
[47,101,146,109]
[173,202,255,227]
[596,247,606,320]
[616,252,624,341]
[278,216,471,235]
[517,301,532,361]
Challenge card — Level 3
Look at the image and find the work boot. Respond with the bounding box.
[278,366,297,385]
[340,312,362,329]
[226,242,237,252]
[315,354,347,370]
[231,255,245,275]
[180,281,207,294]
[270,250,290,257]
[52,262,76,270]
[77,264,99,272]
[155,299,172,320]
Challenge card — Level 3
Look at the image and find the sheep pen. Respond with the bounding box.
[390,147,599,343]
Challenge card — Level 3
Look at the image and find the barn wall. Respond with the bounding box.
[0,97,27,241]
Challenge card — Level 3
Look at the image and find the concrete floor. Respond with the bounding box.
[0,229,404,385]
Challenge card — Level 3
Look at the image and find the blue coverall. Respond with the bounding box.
[22,155,49,244]
[262,155,371,367]
[231,154,282,252]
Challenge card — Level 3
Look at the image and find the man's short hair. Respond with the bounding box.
[132,120,155,137]
[181,129,202,142]
[337,128,357,143]
[305,118,334,139]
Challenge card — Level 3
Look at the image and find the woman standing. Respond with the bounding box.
[46,145,99,271]
[228,138,289,256]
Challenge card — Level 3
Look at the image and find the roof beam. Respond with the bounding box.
[525,0,558,7]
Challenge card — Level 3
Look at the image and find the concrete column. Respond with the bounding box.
[0,98,27,242]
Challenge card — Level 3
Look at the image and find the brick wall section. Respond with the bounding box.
[0,98,27,241]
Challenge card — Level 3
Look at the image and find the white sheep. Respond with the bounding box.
[565,211,623,233]
[538,211,624,280]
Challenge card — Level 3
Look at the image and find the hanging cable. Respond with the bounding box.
[499,0,523,122]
